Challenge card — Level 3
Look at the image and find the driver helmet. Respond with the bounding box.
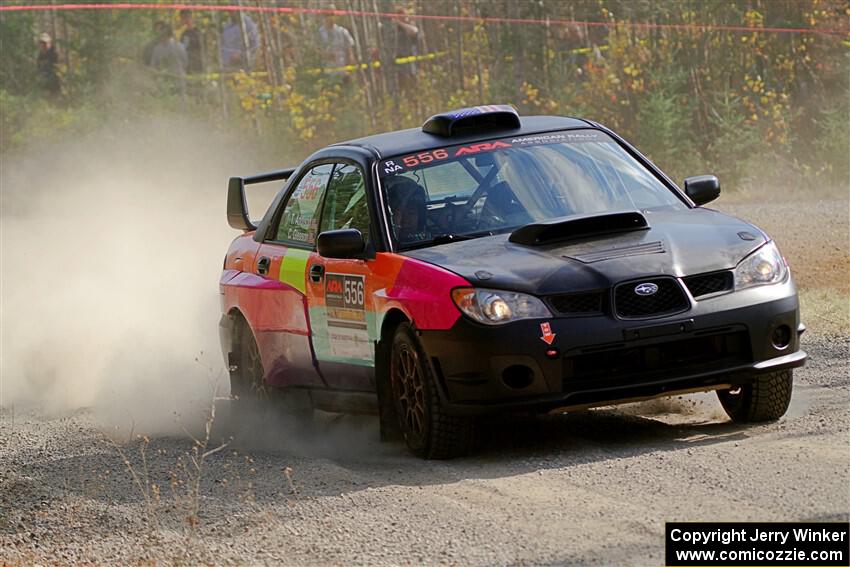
[385,176,428,244]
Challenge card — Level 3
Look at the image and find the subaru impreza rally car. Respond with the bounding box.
[220,104,806,458]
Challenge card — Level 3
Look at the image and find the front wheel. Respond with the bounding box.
[389,323,474,459]
[717,369,793,422]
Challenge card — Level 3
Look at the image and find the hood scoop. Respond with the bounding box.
[564,240,665,263]
[509,211,649,246]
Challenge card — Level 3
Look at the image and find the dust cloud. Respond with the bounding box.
[0,115,273,435]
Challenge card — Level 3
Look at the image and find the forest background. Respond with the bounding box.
[1,0,848,190]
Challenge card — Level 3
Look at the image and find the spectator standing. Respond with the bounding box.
[179,9,204,74]
[318,7,355,70]
[220,12,259,71]
[150,23,188,96]
[381,9,421,91]
[142,20,167,66]
[36,33,61,98]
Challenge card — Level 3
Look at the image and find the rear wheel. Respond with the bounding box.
[230,318,312,422]
[230,319,270,402]
[389,323,474,459]
[717,369,793,422]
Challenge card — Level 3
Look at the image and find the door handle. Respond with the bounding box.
[257,256,271,276]
[309,264,324,282]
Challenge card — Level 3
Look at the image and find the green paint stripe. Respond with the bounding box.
[308,306,377,367]
[279,248,311,294]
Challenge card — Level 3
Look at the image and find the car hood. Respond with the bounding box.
[403,208,768,295]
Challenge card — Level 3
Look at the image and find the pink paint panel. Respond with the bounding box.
[220,269,240,287]
[387,257,471,330]
[222,273,309,334]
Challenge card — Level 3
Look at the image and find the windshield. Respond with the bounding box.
[378,129,687,250]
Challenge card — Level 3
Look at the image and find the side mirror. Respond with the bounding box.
[684,175,721,206]
[317,229,366,259]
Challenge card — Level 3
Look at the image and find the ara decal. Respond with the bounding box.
[454,140,512,156]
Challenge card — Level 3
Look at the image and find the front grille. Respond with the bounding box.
[548,291,604,316]
[563,330,751,385]
[684,271,734,298]
[614,277,689,318]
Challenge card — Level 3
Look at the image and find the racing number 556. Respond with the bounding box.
[402,149,449,168]
[345,278,365,308]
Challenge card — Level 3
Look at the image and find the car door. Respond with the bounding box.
[305,162,377,391]
[248,163,334,389]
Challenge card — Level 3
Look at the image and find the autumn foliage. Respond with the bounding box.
[1,0,847,187]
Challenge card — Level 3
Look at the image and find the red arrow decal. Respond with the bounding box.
[540,322,556,345]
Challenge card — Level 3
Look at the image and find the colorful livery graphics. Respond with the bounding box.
[381,129,607,174]
[221,105,805,459]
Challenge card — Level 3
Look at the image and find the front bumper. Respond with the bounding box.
[419,278,806,415]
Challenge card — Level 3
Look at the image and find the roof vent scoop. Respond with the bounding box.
[422,104,520,137]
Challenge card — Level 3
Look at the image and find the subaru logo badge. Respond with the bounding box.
[634,282,659,296]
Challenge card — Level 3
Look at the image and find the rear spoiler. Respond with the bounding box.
[509,211,648,246]
[227,167,296,231]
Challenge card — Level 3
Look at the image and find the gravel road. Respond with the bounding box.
[1,198,848,566]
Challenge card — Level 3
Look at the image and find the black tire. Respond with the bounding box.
[230,319,271,402]
[230,318,312,421]
[389,323,474,459]
[717,369,793,422]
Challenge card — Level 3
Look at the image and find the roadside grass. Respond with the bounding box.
[798,287,849,337]
[101,361,244,562]
[101,393,241,563]
[97,357,302,564]
[719,181,849,205]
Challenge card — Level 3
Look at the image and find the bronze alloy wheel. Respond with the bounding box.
[242,327,269,400]
[391,339,427,445]
[388,323,475,459]
[231,319,269,402]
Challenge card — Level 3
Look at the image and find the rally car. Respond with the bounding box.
[220,104,806,458]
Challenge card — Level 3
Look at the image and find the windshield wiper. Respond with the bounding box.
[430,233,474,245]
[431,230,495,245]
[401,230,499,251]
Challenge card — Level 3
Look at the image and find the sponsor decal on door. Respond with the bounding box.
[325,273,370,359]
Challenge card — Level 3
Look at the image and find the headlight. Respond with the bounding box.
[451,288,551,325]
[734,241,787,290]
